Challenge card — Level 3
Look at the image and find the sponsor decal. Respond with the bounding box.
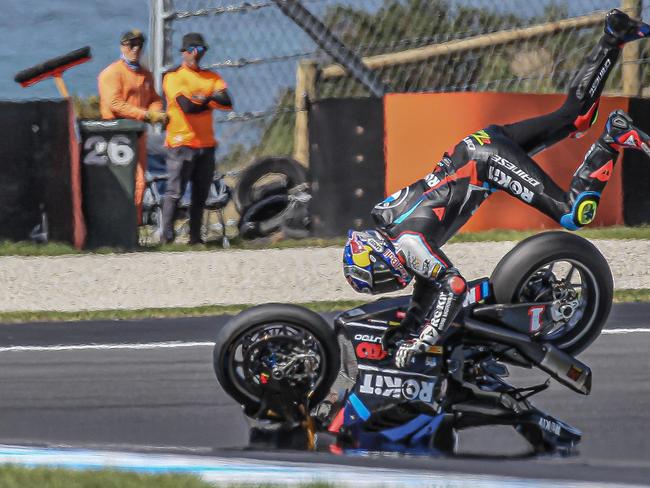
[432,207,445,221]
[528,305,546,334]
[382,248,409,280]
[577,199,598,225]
[589,58,612,98]
[428,291,452,330]
[567,365,583,382]
[354,334,382,344]
[463,137,476,151]
[355,342,388,361]
[589,160,613,182]
[366,237,384,253]
[375,188,409,209]
[491,155,541,187]
[538,418,562,436]
[426,345,443,354]
[471,129,492,146]
[424,172,441,188]
[359,373,434,402]
[488,166,535,203]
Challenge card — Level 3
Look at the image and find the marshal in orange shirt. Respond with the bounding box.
[98,60,162,120]
[163,65,231,148]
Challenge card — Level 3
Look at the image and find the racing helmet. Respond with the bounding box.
[343,230,412,294]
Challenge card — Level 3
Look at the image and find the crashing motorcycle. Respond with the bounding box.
[213,231,613,455]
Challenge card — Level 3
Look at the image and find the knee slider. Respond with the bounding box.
[440,268,467,297]
[560,192,600,230]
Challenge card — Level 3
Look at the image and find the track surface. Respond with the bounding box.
[0,305,648,485]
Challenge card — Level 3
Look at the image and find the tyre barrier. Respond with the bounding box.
[238,191,311,240]
[236,156,311,240]
[234,156,308,213]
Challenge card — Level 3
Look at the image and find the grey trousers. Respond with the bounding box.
[161,146,215,243]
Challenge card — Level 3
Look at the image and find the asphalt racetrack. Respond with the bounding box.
[0,304,648,485]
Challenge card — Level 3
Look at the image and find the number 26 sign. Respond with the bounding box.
[83,134,135,166]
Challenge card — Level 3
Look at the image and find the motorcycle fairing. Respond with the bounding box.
[471,301,556,336]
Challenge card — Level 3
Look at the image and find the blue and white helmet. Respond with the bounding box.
[343,230,412,294]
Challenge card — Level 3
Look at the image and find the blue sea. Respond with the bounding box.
[3,0,149,101]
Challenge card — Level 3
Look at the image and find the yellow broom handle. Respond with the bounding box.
[53,75,69,98]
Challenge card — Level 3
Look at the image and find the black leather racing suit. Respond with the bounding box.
[374,32,625,344]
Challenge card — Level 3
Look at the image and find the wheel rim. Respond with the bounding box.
[515,259,600,348]
[224,321,329,404]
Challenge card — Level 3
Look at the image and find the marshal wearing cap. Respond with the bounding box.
[121,29,145,44]
[180,32,209,52]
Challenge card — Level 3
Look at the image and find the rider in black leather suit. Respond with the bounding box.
[376,9,650,367]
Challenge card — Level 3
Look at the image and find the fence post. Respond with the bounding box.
[293,60,317,167]
[622,0,643,97]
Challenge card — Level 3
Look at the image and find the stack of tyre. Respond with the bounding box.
[235,157,311,240]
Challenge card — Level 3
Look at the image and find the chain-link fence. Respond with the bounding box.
[150,0,650,170]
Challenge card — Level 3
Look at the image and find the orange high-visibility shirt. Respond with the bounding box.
[98,60,162,120]
[163,64,231,148]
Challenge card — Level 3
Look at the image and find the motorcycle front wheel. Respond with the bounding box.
[213,303,340,418]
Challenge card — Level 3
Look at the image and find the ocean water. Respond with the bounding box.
[3,0,149,101]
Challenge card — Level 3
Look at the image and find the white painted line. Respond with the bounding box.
[0,328,647,353]
[0,341,215,353]
[601,328,650,334]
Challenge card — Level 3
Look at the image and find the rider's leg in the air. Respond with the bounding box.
[501,8,650,155]
[386,10,650,368]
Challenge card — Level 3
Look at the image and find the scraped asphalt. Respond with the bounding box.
[0,304,648,485]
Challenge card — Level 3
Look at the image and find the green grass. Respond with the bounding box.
[0,301,370,324]
[0,465,335,487]
[2,225,649,256]
[0,292,647,324]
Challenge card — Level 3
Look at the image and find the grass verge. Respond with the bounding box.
[1,225,649,256]
[0,465,334,487]
[0,291,647,324]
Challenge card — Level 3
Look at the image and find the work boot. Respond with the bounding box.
[605,9,650,44]
[601,109,650,156]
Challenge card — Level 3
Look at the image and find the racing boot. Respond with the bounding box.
[395,269,467,369]
[604,8,650,45]
[561,110,650,230]
[566,10,650,137]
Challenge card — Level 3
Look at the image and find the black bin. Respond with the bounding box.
[79,119,145,249]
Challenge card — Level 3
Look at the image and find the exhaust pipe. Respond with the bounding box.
[463,318,591,395]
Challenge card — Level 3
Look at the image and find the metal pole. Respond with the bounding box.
[149,0,167,96]
[272,0,388,97]
[621,0,643,97]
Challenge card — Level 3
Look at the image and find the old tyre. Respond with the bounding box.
[235,156,308,212]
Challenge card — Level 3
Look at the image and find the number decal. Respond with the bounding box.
[83,136,109,165]
[83,134,134,166]
[107,135,134,166]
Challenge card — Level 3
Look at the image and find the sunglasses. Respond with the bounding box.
[187,45,206,55]
[122,40,144,49]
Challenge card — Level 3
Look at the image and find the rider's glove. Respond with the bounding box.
[394,325,439,369]
[382,313,419,352]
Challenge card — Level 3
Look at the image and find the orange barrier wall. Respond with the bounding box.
[384,92,627,232]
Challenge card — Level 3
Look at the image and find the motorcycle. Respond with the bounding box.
[213,231,613,455]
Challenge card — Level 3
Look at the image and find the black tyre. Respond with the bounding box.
[235,157,308,212]
[213,304,340,417]
[238,194,290,239]
[490,231,613,356]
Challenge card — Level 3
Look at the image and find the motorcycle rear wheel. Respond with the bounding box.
[490,231,613,356]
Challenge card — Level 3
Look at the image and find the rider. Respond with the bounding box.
[343,9,650,369]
